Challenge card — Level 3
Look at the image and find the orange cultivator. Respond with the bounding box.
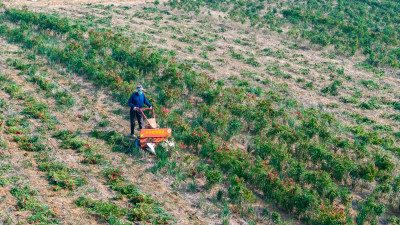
[136,108,173,154]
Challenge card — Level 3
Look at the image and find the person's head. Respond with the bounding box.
[136,85,145,95]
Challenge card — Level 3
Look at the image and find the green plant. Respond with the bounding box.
[228,175,255,206]
[356,197,386,225]
[359,97,381,110]
[321,79,342,96]
[303,81,314,90]
[101,168,173,224]
[271,212,281,223]
[375,155,395,172]
[11,185,59,224]
[185,126,210,150]
[204,45,216,51]
[75,196,129,224]
[389,114,400,122]
[350,163,378,182]
[81,152,105,164]
[205,169,222,187]
[35,153,87,190]
[393,102,400,111]
[13,135,46,151]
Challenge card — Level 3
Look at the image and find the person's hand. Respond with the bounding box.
[150,106,153,109]
[133,107,137,111]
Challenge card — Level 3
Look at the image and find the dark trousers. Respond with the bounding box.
[130,108,144,135]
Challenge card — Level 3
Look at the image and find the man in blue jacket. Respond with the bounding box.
[128,85,152,137]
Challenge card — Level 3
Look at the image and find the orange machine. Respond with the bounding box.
[137,108,172,154]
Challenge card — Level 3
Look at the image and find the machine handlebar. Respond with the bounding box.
[138,107,156,122]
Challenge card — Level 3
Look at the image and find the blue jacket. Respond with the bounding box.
[128,92,152,108]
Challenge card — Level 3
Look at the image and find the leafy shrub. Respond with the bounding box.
[393,102,400,111]
[303,81,314,90]
[21,97,51,122]
[228,175,255,206]
[375,155,395,172]
[389,114,400,122]
[53,129,77,141]
[205,169,222,187]
[4,83,22,98]
[271,212,281,223]
[81,153,105,164]
[185,126,210,149]
[13,135,46,151]
[359,98,381,110]
[350,163,378,182]
[315,203,348,225]
[227,118,243,137]
[204,45,216,51]
[356,197,386,225]
[104,168,124,185]
[245,58,261,67]
[338,187,352,207]
[360,79,380,90]
[321,79,342,96]
[54,90,75,106]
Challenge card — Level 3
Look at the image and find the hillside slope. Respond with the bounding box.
[0,0,399,225]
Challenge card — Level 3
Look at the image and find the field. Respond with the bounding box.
[0,0,399,224]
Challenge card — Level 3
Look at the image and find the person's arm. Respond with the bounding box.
[128,94,135,108]
[144,95,152,108]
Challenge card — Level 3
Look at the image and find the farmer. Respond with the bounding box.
[128,85,152,137]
